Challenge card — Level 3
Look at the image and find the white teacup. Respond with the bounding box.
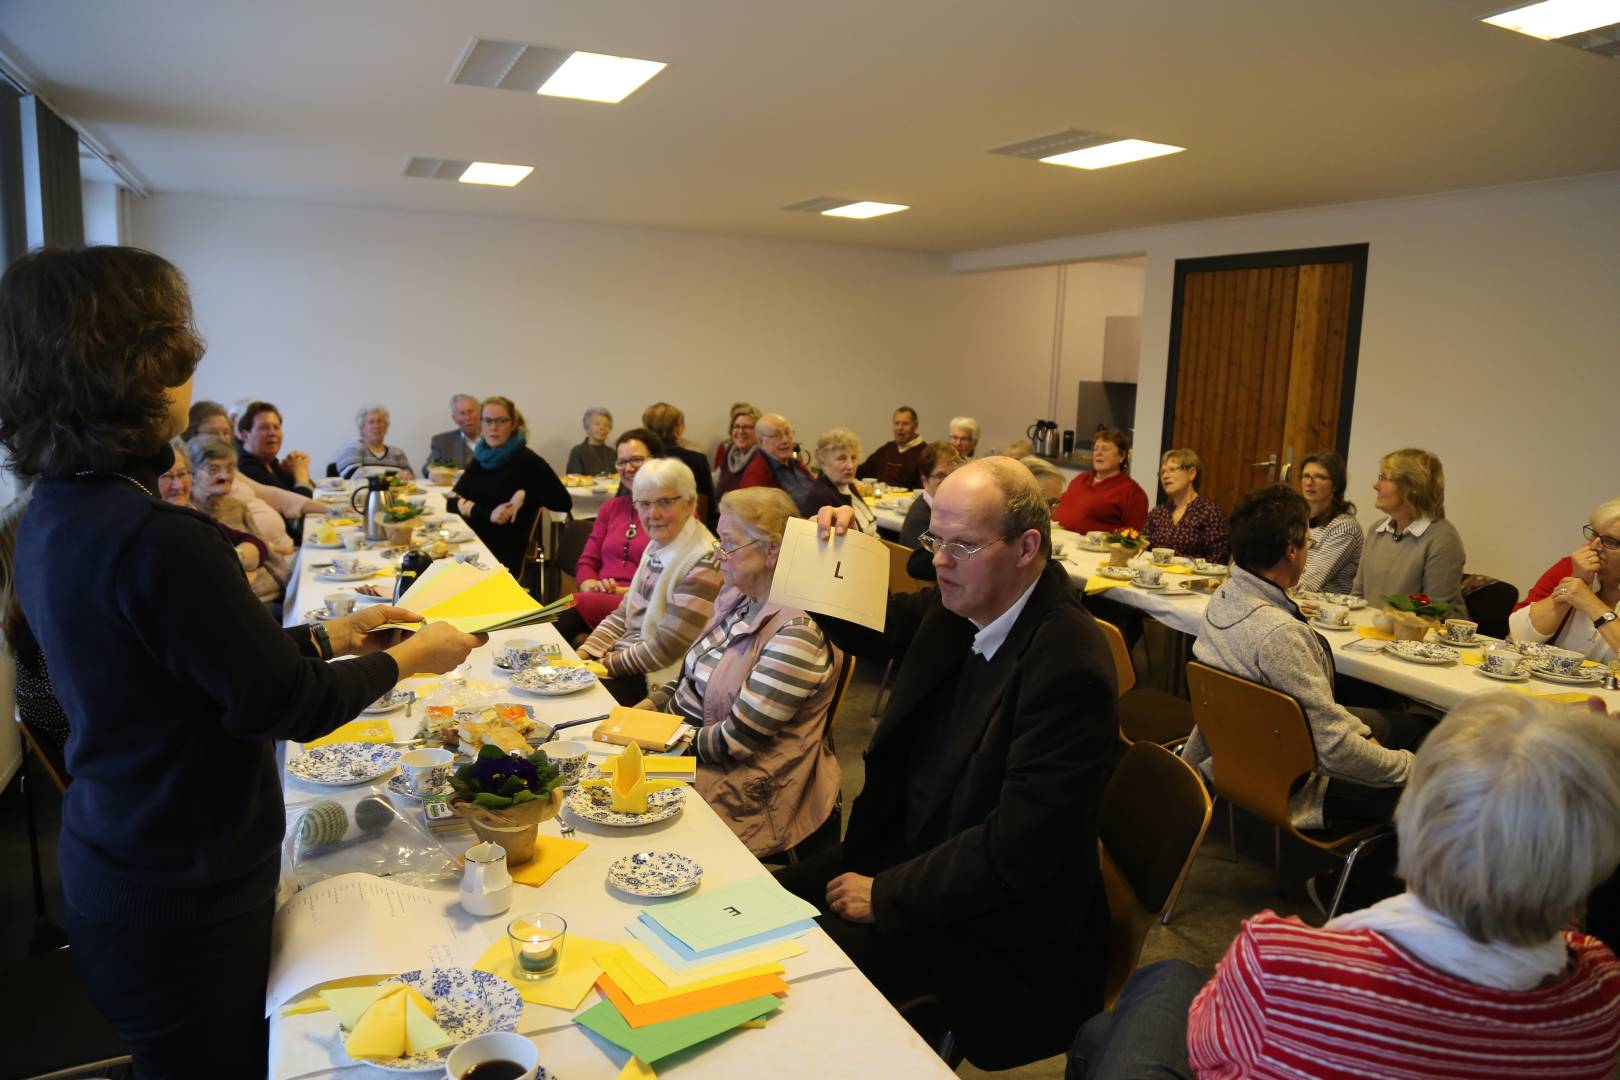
[1133,566,1164,587]
[1320,602,1350,626]
[332,555,366,575]
[1442,619,1478,644]
[444,1031,538,1080]
[541,740,589,789]
[400,747,453,796]
[1150,547,1174,565]
[1482,649,1522,676]
[316,477,346,491]
[1085,531,1107,546]
[323,594,356,618]
[499,638,542,670]
[340,531,366,551]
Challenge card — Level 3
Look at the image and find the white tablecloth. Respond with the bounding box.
[272,512,951,1079]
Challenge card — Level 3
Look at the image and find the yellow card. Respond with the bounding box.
[307,718,394,748]
[1507,686,1597,705]
[1085,576,1131,595]
[473,935,615,1011]
[593,944,785,1006]
[1161,564,1194,575]
[619,938,806,989]
[618,1058,658,1080]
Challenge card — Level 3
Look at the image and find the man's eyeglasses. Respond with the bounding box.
[919,530,1006,561]
[615,455,647,469]
[1583,524,1620,551]
[633,496,685,514]
[711,537,762,561]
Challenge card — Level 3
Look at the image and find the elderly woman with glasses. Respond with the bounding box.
[1508,497,1620,662]
[638,487,843,859]
[335,404,414,480]
[1072,693,1620,1080]
[187,435,295,604]
[799,428,879,535]
[556,428,663,640]
[566,406,615,476]
[579,458,723,704]
[160,438,268,576]
[1142,448,1228,563]
[1353,448,1468,617]
[900,441,963,549]
[451,395,571,575]
[715,403,769,497]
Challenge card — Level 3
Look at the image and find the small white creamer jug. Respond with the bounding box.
[460,841,514,917]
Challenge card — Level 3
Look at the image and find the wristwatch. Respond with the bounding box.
[1596,611,1618,631]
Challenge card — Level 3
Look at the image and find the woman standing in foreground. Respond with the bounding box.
[0,247,484,1075]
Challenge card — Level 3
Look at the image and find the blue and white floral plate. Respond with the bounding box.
[1383,640,1459,665]
[363,688,415,715]
[510,666,598,697]
[347,967,523,1073]
[565,785,686,828]
[1095,566,1135,580]
[386,773,451,801]
[607,851,703,897]
[287,743,400,785]
[317,564,380,582]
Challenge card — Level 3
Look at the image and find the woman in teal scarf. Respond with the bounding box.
[452,395,572,574]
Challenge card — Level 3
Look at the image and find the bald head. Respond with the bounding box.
[929,456,1051,624]
[756,412,795,464]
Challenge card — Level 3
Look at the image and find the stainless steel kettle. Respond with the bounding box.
[1025,419,1060,457]
[350,475,393,542]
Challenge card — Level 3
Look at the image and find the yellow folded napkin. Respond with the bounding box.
[601,755,696,779]
[280,974,393,1016]
[1085,575,1131,595]
[1457,652,1483,667]
[581,743,683,813]
[473,934,615,1010]
[459,834,588,887]
[317,524,340,545]
[1161,564,1194,575]
[307,718,394,748]
[550,657,610,677]
[329,983,452,1061]
[1506,685,1598,704]
[325,517,357,527]
[1356,625,1395,642]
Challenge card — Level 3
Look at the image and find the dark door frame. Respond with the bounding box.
[1161,242,1370,461]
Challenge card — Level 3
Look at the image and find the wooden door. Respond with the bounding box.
[1162,245,1366,516]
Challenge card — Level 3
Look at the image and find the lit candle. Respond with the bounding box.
[519,937,558,974]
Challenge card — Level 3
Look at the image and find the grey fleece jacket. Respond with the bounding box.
[1181,564,1413,829]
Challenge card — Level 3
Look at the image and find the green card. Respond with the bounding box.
[574,994,781,1062]
[645,877,820,954]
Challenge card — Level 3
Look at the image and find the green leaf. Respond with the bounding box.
[476,744,509,762]
[473,791,514,809]
[511,789,536,803]
[498,775,525,796]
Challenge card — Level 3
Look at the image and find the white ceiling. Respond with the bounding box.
[3,0,1619,253]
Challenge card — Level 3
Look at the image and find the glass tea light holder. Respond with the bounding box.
[507,913,567,979]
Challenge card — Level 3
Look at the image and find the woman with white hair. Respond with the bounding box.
[1509,496,1620,662]
[1069,692,1620,1080]
[335,404,414,479]
[798,428,878,535]
[565,406,615,475]
[579,457,723,704]
[641,487,843,858]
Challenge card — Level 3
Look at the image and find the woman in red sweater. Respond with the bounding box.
[1070,692,1620,1080]
[1052,428,1148,535]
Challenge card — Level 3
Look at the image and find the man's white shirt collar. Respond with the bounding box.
[971,576,1041,661]
[1376,516,1432,538]
[898,435,925,451]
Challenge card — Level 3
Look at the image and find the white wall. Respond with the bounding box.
[81,180,123,245]
[955,172,1620,590]
[128,193,1111,474]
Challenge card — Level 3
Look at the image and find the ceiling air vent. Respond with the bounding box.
[986,129,1114,160]
[403,157,473,181]
[450,38,573,92]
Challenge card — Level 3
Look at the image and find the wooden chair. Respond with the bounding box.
[554,517,596,597]
[1098,740,1212,1007]
[1186,661,1394,921]
[823,653,857,753]
[869,540,926,719]
[1095,619,1195,749]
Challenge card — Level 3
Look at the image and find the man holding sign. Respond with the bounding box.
[779,457,1119,1071]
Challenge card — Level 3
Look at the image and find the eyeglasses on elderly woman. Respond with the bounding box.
[1583,524,1620,551]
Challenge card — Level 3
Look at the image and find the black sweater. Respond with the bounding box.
[452,446,571,573]
[16,455,398,927]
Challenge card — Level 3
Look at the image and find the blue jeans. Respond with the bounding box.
[1067,959,1204,1080]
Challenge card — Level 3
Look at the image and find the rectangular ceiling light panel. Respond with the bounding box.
[1041,138,1185,170]
[458,162,534,187]
[538,51,667,103]
[820,201,909,219]
[1481,0,1620,39]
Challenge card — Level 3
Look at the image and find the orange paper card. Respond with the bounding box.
[595,971,789,1028]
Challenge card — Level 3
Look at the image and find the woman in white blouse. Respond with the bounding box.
[1509,497,1620,662]
[1297,451,1362,593]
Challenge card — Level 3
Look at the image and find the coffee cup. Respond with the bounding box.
[324,594,357,618]
[1442,619,1478,644]
[332,555,366,575]
[400,747,453,796]
[1133,566,1163,587]
[1537,646,1586,677]
[316,476,345,491]
[499,638,542,670]
[1085,531,1107,547]
[541,740,588,789]
[1482,649,1521,676]
[1320,602,1349,626]
[340,531,366,551]
[1150,547,1174,565]
[444,1031,538,1080]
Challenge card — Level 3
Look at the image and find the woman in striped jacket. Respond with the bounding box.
[1070,692,1620,1080]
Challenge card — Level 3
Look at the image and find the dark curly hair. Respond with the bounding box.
[0,246,204,481]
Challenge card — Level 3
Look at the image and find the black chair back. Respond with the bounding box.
[1461,574,1519,639]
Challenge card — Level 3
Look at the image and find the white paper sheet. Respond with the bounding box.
[264,872,488,1016]
[767,517,888,631]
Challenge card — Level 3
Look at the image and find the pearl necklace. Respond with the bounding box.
[75,470,156,498]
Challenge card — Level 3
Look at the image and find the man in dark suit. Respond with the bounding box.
[786,457,1119,1070]
[423,392,480,472]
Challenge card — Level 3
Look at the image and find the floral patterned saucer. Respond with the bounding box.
[607,851,704,897]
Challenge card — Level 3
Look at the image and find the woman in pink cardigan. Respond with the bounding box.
[565,429,659,632]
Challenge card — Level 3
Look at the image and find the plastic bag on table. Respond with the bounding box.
[284,784,463,892]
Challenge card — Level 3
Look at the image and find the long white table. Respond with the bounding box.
[272,510,952,1079]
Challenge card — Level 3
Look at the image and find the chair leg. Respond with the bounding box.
[23,749,48,920]
[1273,825,1283,893]
[869,659,895,720]
[1223,799,1240,861]
[1325,830,1396,922]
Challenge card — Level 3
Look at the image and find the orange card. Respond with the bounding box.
[594,972,789,1028]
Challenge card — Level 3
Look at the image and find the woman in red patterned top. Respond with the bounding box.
[1052,428,1148,535]
[1069,692,1620,1080]
[1142,448,1228,563]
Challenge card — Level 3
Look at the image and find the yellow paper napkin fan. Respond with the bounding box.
[581,742,684,814]
[327,983,452,1061]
